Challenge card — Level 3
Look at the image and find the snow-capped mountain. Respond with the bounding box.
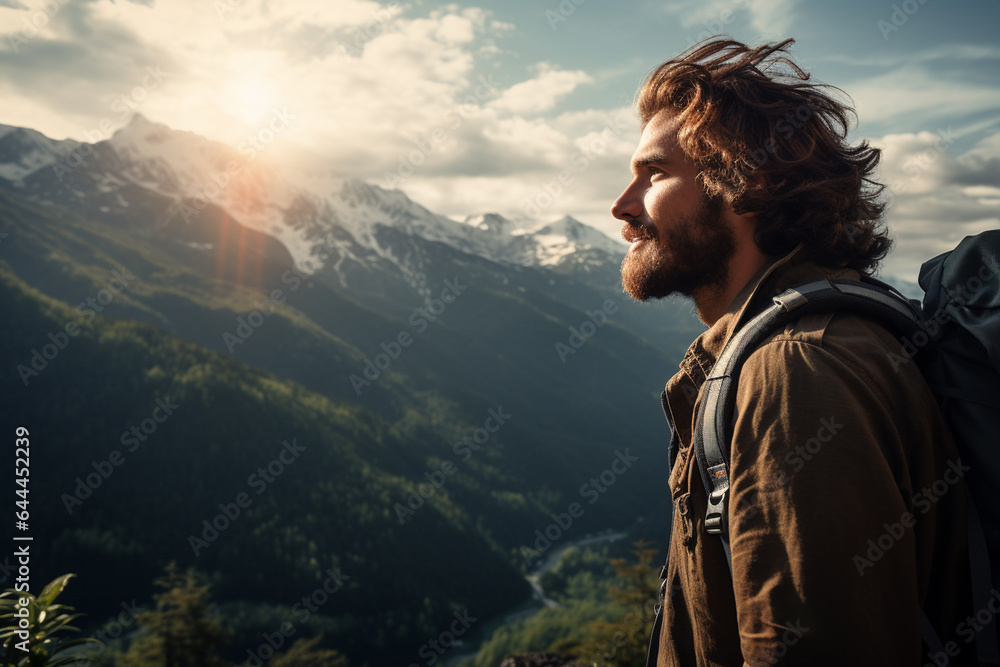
[0,114,625,282]
[463,212,625,267]
[0,124,80,182]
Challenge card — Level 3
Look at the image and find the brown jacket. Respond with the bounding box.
[653,246,974,666]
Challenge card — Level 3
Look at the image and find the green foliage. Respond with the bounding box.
[465,601,614,667]
[0,264,530,664]
[465,542,623,667]
[115,563,228,667]
[114,565,349,667]
[0,184,685,664]
[465,541,660,667]
[572,541,659,667]
[266,635,347,667]
[537,544,617,604]
[0,573,100,667]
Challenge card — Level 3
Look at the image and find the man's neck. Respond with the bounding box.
[693,241,773,327]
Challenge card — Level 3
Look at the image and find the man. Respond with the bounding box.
[613,38,974,665]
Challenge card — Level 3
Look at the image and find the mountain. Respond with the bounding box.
[1,114,627,280]
[0,115,700,325]
[0,124,80,182]
[0,116,701,663]
[0,113,704,391]
[0,261,529,664]
[462,212,626,267]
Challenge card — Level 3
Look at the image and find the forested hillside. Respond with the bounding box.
[2,264,533,664]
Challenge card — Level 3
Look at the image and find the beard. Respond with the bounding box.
[620,195,737,302]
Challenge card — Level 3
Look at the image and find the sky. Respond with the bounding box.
[0,0,998,280]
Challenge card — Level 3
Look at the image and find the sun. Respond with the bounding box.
[221,75,276,125]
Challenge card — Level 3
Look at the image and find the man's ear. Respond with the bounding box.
[727,206,763,252]
[736,165,769,201]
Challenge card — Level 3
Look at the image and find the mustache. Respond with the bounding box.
[621,221,658,243]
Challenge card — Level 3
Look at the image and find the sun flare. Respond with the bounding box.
[221,75,276,125]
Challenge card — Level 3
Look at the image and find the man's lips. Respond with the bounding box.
[622,222,656,248]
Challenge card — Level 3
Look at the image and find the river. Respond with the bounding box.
[444,530,628,667]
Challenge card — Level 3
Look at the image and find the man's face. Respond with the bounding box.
[613,109,737,302]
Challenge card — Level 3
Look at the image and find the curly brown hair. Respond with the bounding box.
[637,38,891,275]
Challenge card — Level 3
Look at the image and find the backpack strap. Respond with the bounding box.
[644,276,995,665]
[687,277,968,660]
[692,278,924,540]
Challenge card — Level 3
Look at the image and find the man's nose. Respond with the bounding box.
[611,181,642,221]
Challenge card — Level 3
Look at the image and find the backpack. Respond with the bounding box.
[645,230,1000,666]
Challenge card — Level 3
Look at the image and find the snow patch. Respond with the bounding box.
[0,116,629,277]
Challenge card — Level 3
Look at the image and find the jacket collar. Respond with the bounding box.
[676,244,859,387]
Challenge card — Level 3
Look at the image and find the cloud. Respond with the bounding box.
[26,0,999,281]
[0,1,179,136]
[847,65,1000,131]
[661,0,738,29]
[489,64,592,115]
[0,1,508,147]
[872,129,1000,279]
[0,0,629,236]
[745,0,799,35]
[818,43,1000,68]
[662,0,799,44]
[950,131,1000,187]
[398,106,639,234]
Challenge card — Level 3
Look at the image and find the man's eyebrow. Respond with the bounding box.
[632,152,675,169]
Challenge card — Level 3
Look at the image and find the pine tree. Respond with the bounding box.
[116,563,227,667]
[268,635,348,667]
[573,541,660,667]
